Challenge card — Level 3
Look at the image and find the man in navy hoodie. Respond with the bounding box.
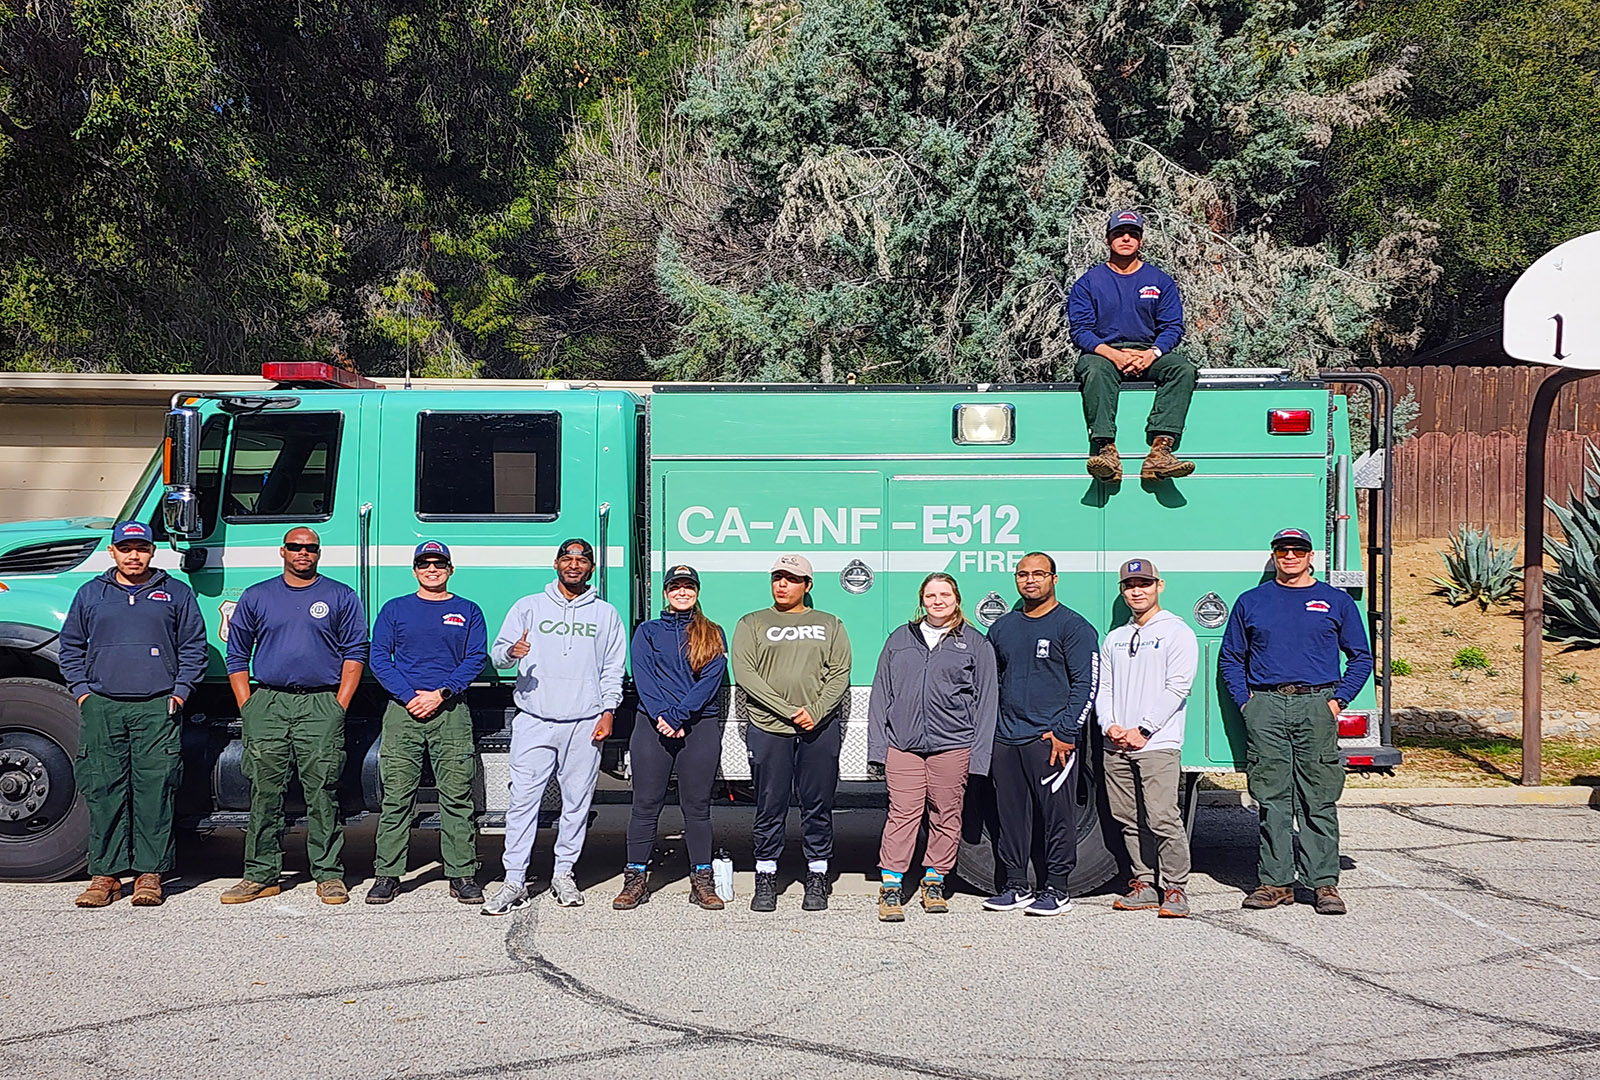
[1065,209,1196,483]
[58,520,208,908]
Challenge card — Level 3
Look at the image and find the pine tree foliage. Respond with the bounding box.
[630,0,1440,383]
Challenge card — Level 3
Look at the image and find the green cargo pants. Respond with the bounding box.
[374,698,479,879]
[74,694,181,877]
[1076,343,1197,449]
[240,688,346,884]
[1243,691,1345,888]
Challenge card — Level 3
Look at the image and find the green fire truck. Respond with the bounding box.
[0,363,1399,885]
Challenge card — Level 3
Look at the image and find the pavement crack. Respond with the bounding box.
[1380,805,1600,845]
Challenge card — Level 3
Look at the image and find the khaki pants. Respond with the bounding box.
[878,746,971,876]
[1102,747,1190,889]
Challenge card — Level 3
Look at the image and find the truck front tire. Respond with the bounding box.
[0,678,89,882]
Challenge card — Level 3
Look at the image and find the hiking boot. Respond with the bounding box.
[612,869,650,910]
[316,879,349,905]
[220,879,280,905]
[982,886,1035,912]
[1141,435,1195,480]
[1113,879,1161,911]
[878,885,905,922]
[1023,886,1072,917]
[74,875,121,908]
[449,877,484,904]
[550,871,585,907]
[750,872,779,912]
[1087,441,1123,482]
[1241,883,1296,909]
[688,868,724,910]
[365,876,401,905]
[1314,886,1348,916]
[130,873,163,906]
[1157,886,1191,918]
[921,878,949,914]
[481,881,528,917]
[801,871,831,911]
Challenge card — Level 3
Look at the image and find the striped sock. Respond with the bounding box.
[922,868,944,884]
[625,863,647,873]
[881,869,904,887]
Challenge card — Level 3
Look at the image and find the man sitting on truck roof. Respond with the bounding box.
[1065,210,1197,484]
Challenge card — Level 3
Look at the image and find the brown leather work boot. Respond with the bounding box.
[74,875,121,907]
[1241,883,1296,909]
[1086,441,1122,482]
[612,869,650,910]
[130,873,164,907]
[688,868,724,910]
[1141,435,1195,480]
[1314,886,1348,916]
[316,879,349,905]
[220,879,280,905]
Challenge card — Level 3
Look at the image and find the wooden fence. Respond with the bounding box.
[1390,429,1595,542]
[1373,363,1600,437]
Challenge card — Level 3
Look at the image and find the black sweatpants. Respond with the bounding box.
[626,708,722,867]
[992,737,1078,893]
[747,721,843,864]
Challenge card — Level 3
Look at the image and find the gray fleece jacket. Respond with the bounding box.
[490,582,626,721]
[867,620,998,776]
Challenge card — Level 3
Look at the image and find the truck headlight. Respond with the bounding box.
[953,403,1014,445]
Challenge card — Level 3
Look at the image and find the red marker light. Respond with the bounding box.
[1345,755,1375,767]
[1267,408,1314,434]
[1337,711,1370,739]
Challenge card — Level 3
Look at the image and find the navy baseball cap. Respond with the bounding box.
[557,538,596,561]
[1106,210,1146,233]
[413,540,451,565]
[110,520,155,546]
[1270,528,1314,549]
[664,564,701,588]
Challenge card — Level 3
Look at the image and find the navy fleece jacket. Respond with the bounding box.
[59,568,209,701]
[630,609,728,730]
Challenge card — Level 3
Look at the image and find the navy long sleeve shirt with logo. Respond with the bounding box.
[987,603,1100,745]
[59,568,209,701]
[1065,262,1185,355]
[1218,579,1373,709]
[369,592,488,704]
[630,609,729,729]
[224,574,369,687]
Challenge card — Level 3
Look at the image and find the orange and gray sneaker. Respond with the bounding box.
[220,879,281,904]
[1086,441,1122,482]
[1141,436,1195,480]
[1157,886,1190,918]
[74,875,122,907]
[130,872,164,906]
[1241,883,1295,909]
[1112,879,1160,910]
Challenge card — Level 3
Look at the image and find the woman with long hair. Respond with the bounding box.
[867,572,998,920]
[614,565,729,910]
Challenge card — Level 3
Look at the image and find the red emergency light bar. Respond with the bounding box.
[1337,711,1370,739]
[261,361,382,389]
[1267,408,1314,434]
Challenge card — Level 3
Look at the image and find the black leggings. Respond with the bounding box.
[626,708,722,867]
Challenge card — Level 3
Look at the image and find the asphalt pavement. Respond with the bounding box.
[5,801,1600,1079]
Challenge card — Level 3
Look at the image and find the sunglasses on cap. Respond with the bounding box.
[284,542,321,553]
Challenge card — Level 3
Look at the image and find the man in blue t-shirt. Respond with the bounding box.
[221,526,368,905]
[1219,528,1373,916]
[1064,209,1197,483]
[365,541,487,906]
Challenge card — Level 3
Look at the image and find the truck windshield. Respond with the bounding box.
[114,449,162,524]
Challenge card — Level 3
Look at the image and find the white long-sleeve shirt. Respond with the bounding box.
[1094,608,1199,755]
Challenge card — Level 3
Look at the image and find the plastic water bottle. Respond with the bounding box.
[712,849,734,902]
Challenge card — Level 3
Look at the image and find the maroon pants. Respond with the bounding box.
[878,746,972,875]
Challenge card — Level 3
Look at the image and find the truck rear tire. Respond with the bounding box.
[0,678,89,882]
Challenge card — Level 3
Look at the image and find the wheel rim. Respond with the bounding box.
[0,731,76,842]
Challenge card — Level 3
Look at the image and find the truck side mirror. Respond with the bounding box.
[162,407,203,539]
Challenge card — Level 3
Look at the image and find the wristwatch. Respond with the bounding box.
[440,687,454,701]
[1137,726,1153,739]
[1331,698,1346,711]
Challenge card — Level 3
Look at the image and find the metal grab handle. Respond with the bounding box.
[358,502,373,619]
[596,502,611,600]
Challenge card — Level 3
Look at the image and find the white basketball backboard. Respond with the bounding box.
[1503,230,1600,370]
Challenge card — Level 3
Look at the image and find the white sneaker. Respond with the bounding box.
[480,881,528,917]
[550,871,584,907]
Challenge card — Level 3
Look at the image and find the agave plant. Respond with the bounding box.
[1546,441,1600,648]
[1431,526,1522,609]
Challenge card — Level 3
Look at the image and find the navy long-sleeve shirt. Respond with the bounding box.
[1218,579,1373,709]
[631,609,728,729]
[987,603,1100,744]
[369,592,487,704]
[59,568,209,701]
[1065,261,1185,355]
[225,574,368,687]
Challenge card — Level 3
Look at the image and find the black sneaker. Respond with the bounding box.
[449,876,484,904]
[365,876,400,905]
[750,871,778,912]
[801,871,830,911]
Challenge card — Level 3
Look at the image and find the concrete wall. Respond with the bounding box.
[0,404,163,522]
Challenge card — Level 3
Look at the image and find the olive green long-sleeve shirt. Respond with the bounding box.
[730,606,852,736]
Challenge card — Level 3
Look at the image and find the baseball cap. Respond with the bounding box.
[110,520,154,546]
[1270,528,1314,549]
[1106,209,1146,233]
[1118,558,1159,582]
[413,540,451,565]
[770,553,814,578]
[557,538,596,561]
[664,564,701,588]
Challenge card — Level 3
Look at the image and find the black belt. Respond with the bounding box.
[259,684,340,695]
[1255,683,1336,696]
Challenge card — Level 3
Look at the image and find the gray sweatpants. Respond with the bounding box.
[501,713,603,885]
[1102,747,1191,888]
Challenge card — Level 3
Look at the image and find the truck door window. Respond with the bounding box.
[417,412,560,519]
[222,412,342,522]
